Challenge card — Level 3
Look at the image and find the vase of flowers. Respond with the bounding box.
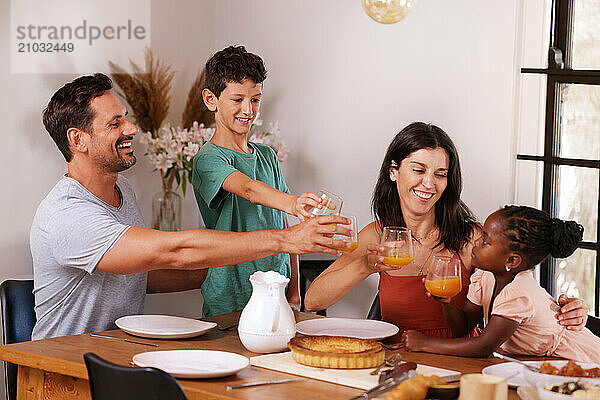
[140,122,214,230]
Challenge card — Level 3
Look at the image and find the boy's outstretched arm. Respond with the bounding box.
[401,315,519,358]
[223,171,321,220]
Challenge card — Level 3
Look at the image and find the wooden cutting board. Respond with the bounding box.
[250,352,459,390]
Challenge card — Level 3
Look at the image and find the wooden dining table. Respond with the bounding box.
[0,311,530,400]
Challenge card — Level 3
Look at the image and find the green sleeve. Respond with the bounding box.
[192,145,237,210]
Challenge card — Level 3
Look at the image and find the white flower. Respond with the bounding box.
[138,131,153,145]
[268,121,280,134]
[160,136,177,151]
[155,153,175,174]
[183,142,200,161]
[247,120,287,162]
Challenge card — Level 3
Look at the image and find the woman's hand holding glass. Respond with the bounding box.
[379,227,414,268]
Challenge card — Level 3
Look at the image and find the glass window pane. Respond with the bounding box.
[557,84,600,160]
[572,0,600,69]
[555,165,598,243]
[554,248,597,316]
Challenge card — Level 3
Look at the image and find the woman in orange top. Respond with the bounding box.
[305,122,589,338]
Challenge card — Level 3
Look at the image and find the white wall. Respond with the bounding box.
[211,0,521,317]
[211,0,519,224]
[1,1,527,396]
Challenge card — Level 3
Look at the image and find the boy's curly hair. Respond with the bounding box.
[205,46,267,98]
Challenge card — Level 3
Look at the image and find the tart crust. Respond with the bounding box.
[288,336,384,369]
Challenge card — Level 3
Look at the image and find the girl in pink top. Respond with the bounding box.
[401,205,600,363]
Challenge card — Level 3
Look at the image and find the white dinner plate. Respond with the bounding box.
[295,318,399,340]
[115,315,217,339]
[133,350,249,379]
[482,361,548,388]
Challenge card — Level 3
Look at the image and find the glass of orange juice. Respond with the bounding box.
[311,190,343,216]
[424,255,462,298]
[332,215,358,253]
[380,227,414,268]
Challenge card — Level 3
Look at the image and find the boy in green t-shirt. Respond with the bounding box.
[192,46,327,316]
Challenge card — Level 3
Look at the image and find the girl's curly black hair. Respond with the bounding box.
[496,205,584,268]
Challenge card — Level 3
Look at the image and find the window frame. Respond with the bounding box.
[518,0,600,315]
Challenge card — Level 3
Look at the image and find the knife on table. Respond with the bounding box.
[350,362,418,400]
[378,361,418,383]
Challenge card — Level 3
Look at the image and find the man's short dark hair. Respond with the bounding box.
[205,46,267,98]
[42,73,113,162]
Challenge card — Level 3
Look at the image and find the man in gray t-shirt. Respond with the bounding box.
[31,175,145,339]
[31,73,352,339]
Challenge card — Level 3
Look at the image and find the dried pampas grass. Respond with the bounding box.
[182,68,214,129]
[108,47,174,137]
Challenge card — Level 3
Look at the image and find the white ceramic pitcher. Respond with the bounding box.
[238,271,296,353]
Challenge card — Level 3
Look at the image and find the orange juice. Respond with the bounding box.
[382,254,414,267]
[424,277,461,298]
[333,241,358,253]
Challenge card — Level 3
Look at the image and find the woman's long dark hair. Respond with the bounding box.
[371,122,477,253]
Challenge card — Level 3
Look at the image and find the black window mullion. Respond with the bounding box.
[596,172,600,316]
[516,155,600,169]
[553,0,573,68]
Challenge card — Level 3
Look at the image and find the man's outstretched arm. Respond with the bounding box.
[96,214,351,275]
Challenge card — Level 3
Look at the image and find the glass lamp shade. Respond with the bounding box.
[361,0,416,24]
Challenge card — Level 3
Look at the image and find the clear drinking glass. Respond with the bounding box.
[311,190,343,216]
[379,227,414,268]
[332,215,358,253]
[424,255,462,298]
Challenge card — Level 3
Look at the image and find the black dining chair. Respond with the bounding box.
[586,315,600,337]
[83,352,189,400]
[0,279,36,400]
[367,293,381,320]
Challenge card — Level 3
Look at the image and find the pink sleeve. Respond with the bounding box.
[466,269,485,306]
[490,282,534,324]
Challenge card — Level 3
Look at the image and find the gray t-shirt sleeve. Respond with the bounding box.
[48,201,130,274]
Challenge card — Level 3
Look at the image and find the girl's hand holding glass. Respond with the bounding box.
[379,227,414,268]
[424,255,462,300]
